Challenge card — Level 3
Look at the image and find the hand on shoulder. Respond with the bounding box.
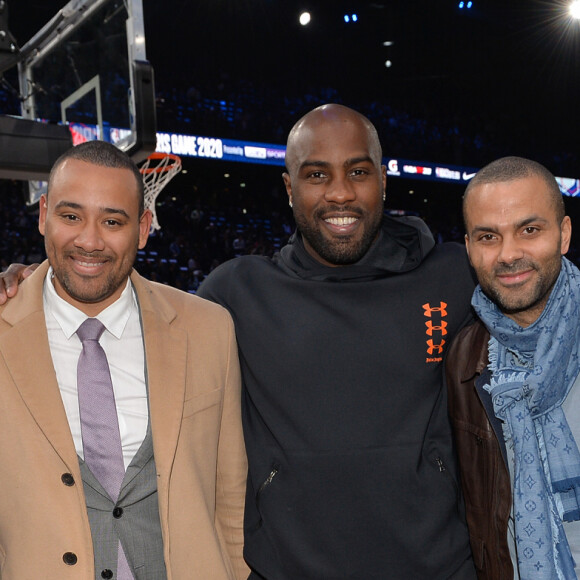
[0,263,39,305]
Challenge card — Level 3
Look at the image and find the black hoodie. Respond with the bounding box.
[199,215,477,579]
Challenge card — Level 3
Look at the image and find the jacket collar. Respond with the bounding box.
[459,320,490,383]
[276,214,436,282]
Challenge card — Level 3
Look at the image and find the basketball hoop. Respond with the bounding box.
[139,152,182,231]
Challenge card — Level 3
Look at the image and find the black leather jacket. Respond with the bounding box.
[445,320,514,580]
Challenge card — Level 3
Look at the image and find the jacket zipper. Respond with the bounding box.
[254,466,279,530]
[435,456,460,498]
[257,466,279,499]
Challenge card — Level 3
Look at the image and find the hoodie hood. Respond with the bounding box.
[274,214,436,282]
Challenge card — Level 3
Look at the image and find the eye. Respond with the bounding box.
[350,168,368,177]
[104,218,123,227]
[478,233,497,242]
[522,226,539,235]
[304,170,328,183]
[61,213,80,222]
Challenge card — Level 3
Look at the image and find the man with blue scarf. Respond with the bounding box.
[446,156,580,580]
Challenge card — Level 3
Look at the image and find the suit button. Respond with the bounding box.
[113,507,124,518]
[62,552,77,565]
[61,473,75,486]
[101,570,113,579]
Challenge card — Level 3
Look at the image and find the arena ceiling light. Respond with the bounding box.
[570,0,580,19]
[299,11,311,26]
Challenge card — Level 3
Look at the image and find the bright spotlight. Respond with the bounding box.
[458,1,464,8]
[299,11,311,26]
[344,14,350,23]
[385,60,392,68]
[570,0,580,19]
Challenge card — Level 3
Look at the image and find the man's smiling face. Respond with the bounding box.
[283,105,386,267]
[39,158,151,316]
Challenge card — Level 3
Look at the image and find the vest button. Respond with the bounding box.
[101,569,114,579]
[61,473,75,486]
[62,552,77,565]
[113,507,124,518]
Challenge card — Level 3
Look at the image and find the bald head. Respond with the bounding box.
[284,104,383,176]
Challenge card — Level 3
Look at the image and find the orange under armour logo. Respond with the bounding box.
[425,320,448,336]
[423,302,448,361]
[422,302,447,317]
[426,339,446,355]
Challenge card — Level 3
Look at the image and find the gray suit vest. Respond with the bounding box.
[79,421,167,579]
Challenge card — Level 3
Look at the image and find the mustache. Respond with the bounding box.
[65,250,111,260]
[314,205,365,218]
[494,260,535,276]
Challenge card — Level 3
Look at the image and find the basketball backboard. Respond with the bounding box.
[11,0,155,202]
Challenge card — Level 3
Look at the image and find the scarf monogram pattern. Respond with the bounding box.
[472,257,580,580]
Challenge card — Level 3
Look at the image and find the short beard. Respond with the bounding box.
[57,268,130,304]
[295,211,383,265]
[50,245,138,304]
[481,258,561,316]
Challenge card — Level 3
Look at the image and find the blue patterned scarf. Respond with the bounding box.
[472,257,580,580]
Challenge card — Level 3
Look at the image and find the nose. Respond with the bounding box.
[74,222,105,252]
[324,174,356,204]
[497,236,524,265]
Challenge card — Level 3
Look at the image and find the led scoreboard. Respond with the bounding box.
[67,124,580,197]
[155,131,287,166]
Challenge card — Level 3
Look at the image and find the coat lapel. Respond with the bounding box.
[0,262,80,470]
[131,273,187,488]
[0,267,188,499]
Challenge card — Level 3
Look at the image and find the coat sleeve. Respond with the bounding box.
[215,313,250,580]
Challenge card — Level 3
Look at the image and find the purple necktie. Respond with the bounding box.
[76,318,133,580]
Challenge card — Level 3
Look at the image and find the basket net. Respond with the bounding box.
[139,152,182,231]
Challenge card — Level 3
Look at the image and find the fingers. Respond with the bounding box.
[0,263,40,305]
[0,273,17,305]
[21,264,38,279]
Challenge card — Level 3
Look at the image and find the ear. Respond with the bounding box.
[381,165,387,193]
[561,215,572,255]
[138,209,153,249]
[464,233,473,264]
[282,172,293,207]
[38,194,48,236]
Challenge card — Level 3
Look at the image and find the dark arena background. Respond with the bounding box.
[1,0,579,289]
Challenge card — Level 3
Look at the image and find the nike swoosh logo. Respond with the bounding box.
[462,172,476,180]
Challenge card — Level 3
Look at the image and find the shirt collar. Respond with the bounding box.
[43,267,136,339]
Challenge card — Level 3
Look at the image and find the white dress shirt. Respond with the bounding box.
[43,268,149,470]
